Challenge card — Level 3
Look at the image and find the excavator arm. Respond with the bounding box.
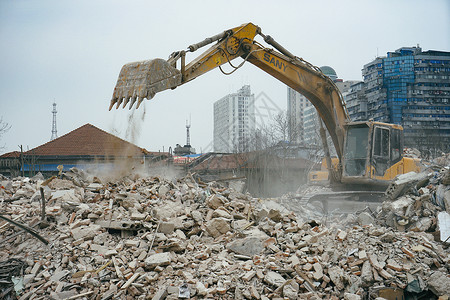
[110,22,350,160]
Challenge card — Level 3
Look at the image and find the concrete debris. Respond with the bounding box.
[385,171,430,200]
[377,168,450,243]
[0,167,449,299]
[437,211,450,244]
[427,271,450,296]
[357,211,374,226]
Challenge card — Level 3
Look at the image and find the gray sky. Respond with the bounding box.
[1,0,449,154]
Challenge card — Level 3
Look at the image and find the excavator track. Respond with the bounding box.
[285,190,386,215]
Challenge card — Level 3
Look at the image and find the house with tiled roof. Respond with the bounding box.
[0,124,168,177]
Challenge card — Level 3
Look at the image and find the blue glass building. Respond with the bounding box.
[346,46,450,154]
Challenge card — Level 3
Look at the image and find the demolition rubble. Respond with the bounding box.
[0,164,449,299]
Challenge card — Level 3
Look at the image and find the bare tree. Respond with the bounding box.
[247,110,295,153]
[0,117,11,151]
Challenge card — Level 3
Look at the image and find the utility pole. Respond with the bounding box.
[19,145,24,177]
[51,102,58,141]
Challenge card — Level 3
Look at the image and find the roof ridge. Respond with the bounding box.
[26,123,92,154]
[23,123,147,157]
[89,124,145,152]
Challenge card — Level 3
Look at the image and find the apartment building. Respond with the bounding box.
[213,85,255,153]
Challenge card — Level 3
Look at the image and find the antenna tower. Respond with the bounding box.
[186,118,191,146]
[51,102,58,140]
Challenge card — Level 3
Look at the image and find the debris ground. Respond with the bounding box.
[0,163,449,299]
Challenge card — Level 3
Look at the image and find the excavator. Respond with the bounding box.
[109,23,421,209]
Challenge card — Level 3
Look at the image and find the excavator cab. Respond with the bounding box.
[342,121,405,186]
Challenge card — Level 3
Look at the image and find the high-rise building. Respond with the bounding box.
[288,66,356,146]
[303,105,319,145]
[345,81,365,121]
[346,46,450,153]
[213,85,255,153]
[287,87,312,143]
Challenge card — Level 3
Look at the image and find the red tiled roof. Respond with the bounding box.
[0,151,20,158]
[24,123,147,157]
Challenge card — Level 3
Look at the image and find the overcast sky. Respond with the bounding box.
[1,0,449,155]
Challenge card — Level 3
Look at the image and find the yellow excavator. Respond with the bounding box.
[109,22,421,193]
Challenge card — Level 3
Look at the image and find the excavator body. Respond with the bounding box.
[109,22,422,212]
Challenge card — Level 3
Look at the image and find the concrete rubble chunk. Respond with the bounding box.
[344,293,362,300]
[264,271,286,287]
[437,211,450,243]
[152,286,168,300]
[159,221,175,235]
[130,212,146,220]
[206,194,227,209]
[158,184,170,197]
[358,211,375,226]
[283,281,299,300]
[212,208,232,219]
[427,271,450,296]
[227,236,263,256]
[205,217,231,238]
[196,282,207,296]
[385,171,430,200]
[70,224,101,240]
[328,266,345,290]
[360,260,374,287]
[145,252,171,269]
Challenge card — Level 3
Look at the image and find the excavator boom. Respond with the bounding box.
[109,22,349,160]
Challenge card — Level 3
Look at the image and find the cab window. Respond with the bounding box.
[391,129,401,162]
[373,127,389,158]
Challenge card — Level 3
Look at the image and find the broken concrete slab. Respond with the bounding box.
[437,211,450,243]
[205,217,231,238]
[70,224,101,240]
[328,266,345,290]
[264,271,286,287]
[427,271,450,296]
[227,237,263,257]
[358,211,375,226]
[386,171,430,200]
[145,252,171,269]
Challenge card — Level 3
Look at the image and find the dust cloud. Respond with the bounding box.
[73,105,179,182]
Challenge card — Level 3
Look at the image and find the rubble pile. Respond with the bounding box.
[378,168,450,244]
[0,169,449,299]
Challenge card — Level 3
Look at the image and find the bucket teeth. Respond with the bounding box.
[122,97,132,109]
[110,58,182,110]
[108,99,116,111]
[115,98,124,109]
[136,98,144,109]
[129,97,137,110]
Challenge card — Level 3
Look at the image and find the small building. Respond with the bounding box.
[0,123,167,177]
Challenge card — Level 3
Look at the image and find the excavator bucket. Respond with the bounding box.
[109,58,182,110]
